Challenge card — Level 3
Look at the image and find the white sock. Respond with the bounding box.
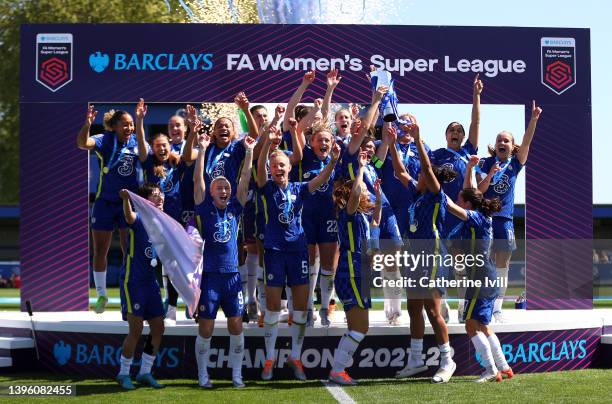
[487,334,510,371]
[286,287,293,314]
[162,266,168,301]
[93,271,107,297]
[438,342,452,369]
[195,335,211,377]
[290,310,307,360]
[308,263,320,310]
[264,311,280,361]
[320,269,334,310]
[408,338,424,368]
[494,267,509,313]
[257,267,266,313]
[383,268,402,316]
[139,352,155,375]
[229,333,244,378]
[471,332,497,373]
[239,264,248,304]
[119,354,133,376]
[332,330,364,373]
[246,254,258,304]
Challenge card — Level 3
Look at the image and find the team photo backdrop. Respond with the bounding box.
[19,23,592,312]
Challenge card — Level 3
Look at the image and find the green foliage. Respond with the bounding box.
[0,0,187,204]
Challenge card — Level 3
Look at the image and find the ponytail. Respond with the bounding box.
[460,188,501,217]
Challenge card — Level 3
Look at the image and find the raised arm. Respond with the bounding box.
[347,85,388,155]
[193,132,211,206]
[347,151,367,215]
[387,126,413,188]
[296,98,322,137]
[119,189,137,225]
[287,118,304,165]
[468,74,483,148]
[283,70,315,130]
[76,105,98,150]
[308,143,340,193]
[135,98,148,163]
[476,160,500,193]
[371,178,383,227]
[254,104,285,158]
[516,100,543,165]
[182,104,201,163]
[374,122,391,164]
[321,69,341,119]
[463,155,479,189]
[445,194,468,222]
[256,126,277,188]
[235,92,259,140]
[410,124,440,194]
[237,136,256,207]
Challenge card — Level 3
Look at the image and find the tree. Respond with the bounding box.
[0,0,256,204]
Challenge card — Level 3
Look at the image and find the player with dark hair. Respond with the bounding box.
[116,183,166,390]
[446,155,514,382]
[77,104,141,314]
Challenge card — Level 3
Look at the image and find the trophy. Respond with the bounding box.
[370,68,398,122]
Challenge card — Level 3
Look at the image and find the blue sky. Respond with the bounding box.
[295,0,607,203]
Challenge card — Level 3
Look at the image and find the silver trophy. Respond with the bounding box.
[370,68,397,122]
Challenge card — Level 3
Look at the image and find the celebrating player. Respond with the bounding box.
[193,130,255,388]
[328,152,382,385]
[77,104,141,314]
[116,184,166,390]
[446,156,514,382]
[256,126,340,381]
[476,101,542,321]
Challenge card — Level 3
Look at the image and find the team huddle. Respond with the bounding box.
[76,70,542,388]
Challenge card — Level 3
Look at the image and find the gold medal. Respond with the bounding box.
[102,167,109,174]
[410,224,417,233]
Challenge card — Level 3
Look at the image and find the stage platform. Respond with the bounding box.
[1,309,610,379]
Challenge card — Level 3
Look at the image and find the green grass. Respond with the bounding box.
[0,369,611,403]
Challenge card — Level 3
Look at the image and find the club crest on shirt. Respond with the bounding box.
[213,221,231,243]
[211,161,226,179]
[118,155,135,177]
[493,174,510,194]
[144,246,154,259]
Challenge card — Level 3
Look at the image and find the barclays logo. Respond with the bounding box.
[88,51,214,72]
[53,340,71,365]
[89,52,110,73]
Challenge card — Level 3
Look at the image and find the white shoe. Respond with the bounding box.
[396,363,428,378]
[165,305,177,325]
[232,376,245,388]
[198,373,213,388]
[493,311,507,323]
[387,311,401,326]
[475,369,501,383]
[432,361,456,383]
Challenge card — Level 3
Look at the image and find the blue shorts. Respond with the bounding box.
[380,206,403,246]
[303,209,338,245]
[463,296,495,325]
[198,272,244,320]
[263,249,309,288]
[335,276,371,312]
[91,198,127,231]
[120,279,164,321]
[492,217,517,252]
